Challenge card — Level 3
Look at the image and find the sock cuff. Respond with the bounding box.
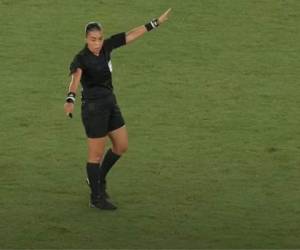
[86,162,100,168]
[109,148,121,159]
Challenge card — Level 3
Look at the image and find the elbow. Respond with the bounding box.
[125,35,132,44]
[126,31,136,44]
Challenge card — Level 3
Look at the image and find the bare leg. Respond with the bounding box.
[108,125,128,155]
[87,137,107,163]
[98,126,129,189]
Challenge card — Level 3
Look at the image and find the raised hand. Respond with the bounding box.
[158,8,172,25]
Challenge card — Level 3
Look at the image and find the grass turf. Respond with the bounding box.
[0,0,300,248]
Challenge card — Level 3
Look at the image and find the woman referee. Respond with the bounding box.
[64,9,171,210]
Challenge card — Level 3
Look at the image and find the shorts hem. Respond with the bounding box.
[86,133,108,139]
[108,123,126,133]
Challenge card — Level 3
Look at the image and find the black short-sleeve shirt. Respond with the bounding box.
[70,32,126,99]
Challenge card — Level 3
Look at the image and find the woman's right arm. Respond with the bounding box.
[64,68,82,117]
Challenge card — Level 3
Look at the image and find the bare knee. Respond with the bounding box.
[87,137,106,163]
[88,152,104,163]
[112,143,128,155]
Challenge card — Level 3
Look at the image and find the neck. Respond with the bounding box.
[86,45,100,56]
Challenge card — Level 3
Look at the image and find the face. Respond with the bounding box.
[86,30,104,55]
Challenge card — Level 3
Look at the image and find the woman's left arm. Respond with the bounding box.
[126,8,172,44]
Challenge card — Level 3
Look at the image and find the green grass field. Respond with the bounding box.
[1,0,300,248]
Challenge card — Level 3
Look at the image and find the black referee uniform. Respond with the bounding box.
[66,9,170,210]
[70,32,126,138]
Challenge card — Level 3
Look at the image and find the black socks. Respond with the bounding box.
[86,162,100,198]
[99,148,121,182]
[86,149,121,199]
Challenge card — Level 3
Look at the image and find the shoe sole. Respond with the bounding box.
[89,202,117,210]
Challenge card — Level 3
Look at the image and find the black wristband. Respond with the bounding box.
[66,92,76,103]
[145,18,159,32]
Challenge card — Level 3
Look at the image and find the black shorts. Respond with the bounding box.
[81,94,125,138]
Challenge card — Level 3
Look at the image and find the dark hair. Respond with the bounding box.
[85,22,102,36]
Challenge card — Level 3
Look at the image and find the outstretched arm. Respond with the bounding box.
[126,8,172,44]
